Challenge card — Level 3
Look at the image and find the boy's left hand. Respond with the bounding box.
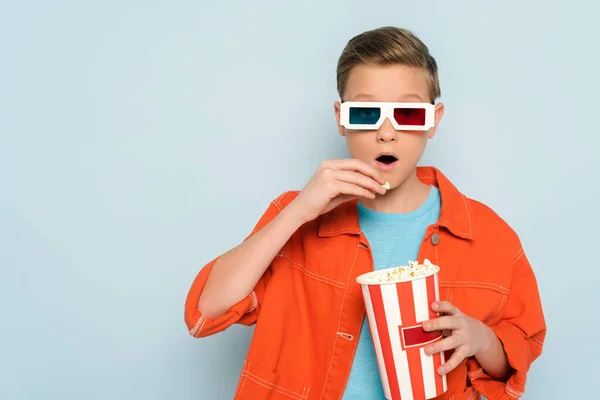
[422,301,492,375]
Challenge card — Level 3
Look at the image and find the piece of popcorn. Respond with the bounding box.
[382,182,391,190]
[361,259,439,283]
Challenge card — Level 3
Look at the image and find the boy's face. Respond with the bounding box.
[334,64,444,190]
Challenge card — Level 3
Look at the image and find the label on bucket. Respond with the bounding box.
[400,324,443,349]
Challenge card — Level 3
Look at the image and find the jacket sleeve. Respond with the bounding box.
[184,191,296,338]
[468,248,546,399]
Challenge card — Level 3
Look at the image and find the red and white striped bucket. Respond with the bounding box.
[356,265,448,400]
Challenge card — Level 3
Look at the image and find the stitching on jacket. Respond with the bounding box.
[302,385,310,399]
[505,383,523,398]
[271,198,281,211]
[467,368,483,380]
[440,280,510,295]
[481,292,507,326]
[462,195,473,235]
[234,375,247,399]
[439,218,471,238]
[189,316,207,337]
[272,193,286,211]
[242,371,301,398]
[276,253,347,289]
[240,361,307,400]
[239,377,247,397]
[511,247,524,263]
[234,360,250,398]
[234,364,248,400]
[498,292,508,310]
[498,293,508,313]
[195,317,208,337]
[320,241,360,398]
[241,372,304,399]
[320,227,360,235]
[531,335,544,349]
[468,389,480,400]
[243,361,307,399]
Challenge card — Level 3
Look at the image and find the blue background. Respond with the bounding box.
[2,1,597,398]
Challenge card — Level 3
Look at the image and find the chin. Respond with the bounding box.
[386,169,414,189]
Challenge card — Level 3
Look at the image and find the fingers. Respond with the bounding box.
[423,316,463,332]
[334,181,377,200]
[437,346,468,375]
[425,336,461,356]
[333,170,387,195]
[320,159,386,185]
[431,301,461,316]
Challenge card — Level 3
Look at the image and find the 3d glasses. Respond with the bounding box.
[340,102,435,131]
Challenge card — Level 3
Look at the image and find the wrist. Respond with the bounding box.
[478,321,495,355]
[474,321,513,380]
[279,200,310,228]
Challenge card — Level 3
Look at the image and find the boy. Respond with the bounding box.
[184,26,545,400]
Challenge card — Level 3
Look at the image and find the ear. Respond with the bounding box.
[334,101,346,137]
[427,103,445,139]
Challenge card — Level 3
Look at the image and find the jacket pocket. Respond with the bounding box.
[234,361,310,400]
[442,281,509,325]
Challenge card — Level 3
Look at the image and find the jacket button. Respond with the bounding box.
[431,233,440,245]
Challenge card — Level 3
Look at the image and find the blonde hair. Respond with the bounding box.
[336,26,440,103]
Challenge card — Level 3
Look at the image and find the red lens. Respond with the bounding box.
[393,107,426,126]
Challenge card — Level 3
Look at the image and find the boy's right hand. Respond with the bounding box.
[289,159,387,224]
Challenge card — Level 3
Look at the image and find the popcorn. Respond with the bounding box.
[382,181,391,190]
[361,259,439,283]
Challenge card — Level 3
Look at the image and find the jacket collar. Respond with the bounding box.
[317,166,474,240]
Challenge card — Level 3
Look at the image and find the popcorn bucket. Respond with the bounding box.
[356,261,448,400]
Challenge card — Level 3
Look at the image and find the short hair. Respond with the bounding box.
[336,26,441,103]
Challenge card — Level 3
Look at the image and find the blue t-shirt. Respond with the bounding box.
[342,186,441,399]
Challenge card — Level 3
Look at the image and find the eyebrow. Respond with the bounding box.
[350,93,426,102]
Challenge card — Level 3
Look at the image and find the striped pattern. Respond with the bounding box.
[362,273,447,400]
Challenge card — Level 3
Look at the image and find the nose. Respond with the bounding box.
[376,118,396,143]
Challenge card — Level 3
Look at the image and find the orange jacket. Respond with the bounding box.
[184,166,546,400]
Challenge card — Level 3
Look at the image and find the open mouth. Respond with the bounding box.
[376,154,398,165]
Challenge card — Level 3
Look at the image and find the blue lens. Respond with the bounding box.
[349,107,381,125]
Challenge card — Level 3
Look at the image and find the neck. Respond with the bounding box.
[358,169,431,213]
